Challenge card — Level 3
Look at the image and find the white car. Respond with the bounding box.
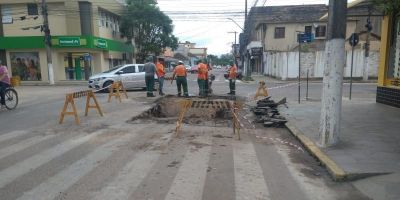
[88,64,158,90]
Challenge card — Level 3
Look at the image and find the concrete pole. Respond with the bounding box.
[319,0,347,147]
[42,0,55,85]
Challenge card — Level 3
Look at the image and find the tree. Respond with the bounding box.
[120,0,178,62]
[373,0,400,15]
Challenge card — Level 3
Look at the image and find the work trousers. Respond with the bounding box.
[176,76,188,97]
[229,79,236,94]
[145,76,155,95]
[197,79,206,96]
[158,76,164,94]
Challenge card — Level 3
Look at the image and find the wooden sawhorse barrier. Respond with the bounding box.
[231,102,242,140]
[254,81,269,100]
[108,81,128,103]
[59,90,103,125]
[175,99,193,137]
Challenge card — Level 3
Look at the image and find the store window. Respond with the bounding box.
[388,14,400,86]
[10,52,41,81]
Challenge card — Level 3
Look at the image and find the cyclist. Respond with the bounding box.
[0,60,11,110]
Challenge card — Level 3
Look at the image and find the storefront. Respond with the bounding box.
[377,13,400,107]
[0,35,133,83]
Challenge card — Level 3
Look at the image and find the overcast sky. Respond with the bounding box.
[157,0,355,55]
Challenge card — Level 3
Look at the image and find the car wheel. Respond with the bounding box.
[103,81,114,92]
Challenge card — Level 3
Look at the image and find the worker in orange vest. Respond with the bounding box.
[156,58,165,96]
[227,61,237,95]
[197,60,207,97]
[171,61,189,97]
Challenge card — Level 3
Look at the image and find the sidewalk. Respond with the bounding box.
[247,74,378,84]
[281,98,400,199]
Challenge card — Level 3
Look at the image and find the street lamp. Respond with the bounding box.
[227,18,244,31]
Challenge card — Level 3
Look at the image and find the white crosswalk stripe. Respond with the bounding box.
[0,130,29,143]
[233,141,271,200]
[0,134,56,160]
[92,133,173,200]
[165,135,212,200]
[92,151,160,200]
[16,132,139,200]
[0,130,105,189]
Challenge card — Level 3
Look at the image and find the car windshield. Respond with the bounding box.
[102,66,122,73]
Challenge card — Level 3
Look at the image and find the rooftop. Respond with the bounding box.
[249,4,328,23]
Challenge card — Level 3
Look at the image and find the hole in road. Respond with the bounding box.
[129,95,244,127]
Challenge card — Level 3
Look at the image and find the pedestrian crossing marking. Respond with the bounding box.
[0,134,56,160]
[92,151,160,200]
[16,132,139,200]
[165,135,212,200]
[0,130,106,189]
[0,130,29,143]
[233,141,271,200]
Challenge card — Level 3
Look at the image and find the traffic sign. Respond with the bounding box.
[349,33,359,47]
[297,33,314,43]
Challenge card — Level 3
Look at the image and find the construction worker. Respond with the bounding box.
[156,58,165,96]
[197,60,207,97]
[171,61,189,97]
[227,61,237,95]
[144,56,156,97]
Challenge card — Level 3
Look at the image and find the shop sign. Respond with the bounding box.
[251,47,263,56]
[95,39,108,49]
[59,37,81,47]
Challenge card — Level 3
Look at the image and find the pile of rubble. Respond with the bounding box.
[251,97,287,127]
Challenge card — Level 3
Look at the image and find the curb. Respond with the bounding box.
[285,122,347,181]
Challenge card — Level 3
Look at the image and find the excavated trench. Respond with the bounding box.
[130,95,244,127]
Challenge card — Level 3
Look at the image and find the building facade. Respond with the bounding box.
[0,0,133,83]
[377,13,400,108]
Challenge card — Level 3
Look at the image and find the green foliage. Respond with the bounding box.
[120,0,178,62]
[206,54,234,66]
[372,0,400,15]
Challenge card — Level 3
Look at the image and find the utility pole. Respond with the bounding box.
[42,0,55,85]
[363,7,372,81]
[319,0,347,147]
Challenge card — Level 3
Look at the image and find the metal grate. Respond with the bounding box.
[190,100,231,109]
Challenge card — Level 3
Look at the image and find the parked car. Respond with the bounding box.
[185,65,192,73]
[88,64,158,90]
[190,65,198,73]
[224,68,243,80]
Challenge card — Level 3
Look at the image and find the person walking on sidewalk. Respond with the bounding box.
[0,60,11,110]
[171,61,189,97]
[197,60,207,97]
[227,61,237,95]
[156,58,165,96]
[144,56,156,97]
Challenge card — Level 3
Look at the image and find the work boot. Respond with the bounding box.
[148,93,155,97]
[178,93,181,97]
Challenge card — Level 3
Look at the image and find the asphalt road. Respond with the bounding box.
[0,69,376,200]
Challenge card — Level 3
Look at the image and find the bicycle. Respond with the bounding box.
[3,86,18,110]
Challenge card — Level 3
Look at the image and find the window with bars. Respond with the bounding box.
[27,4,38,15]
[315,25,326,37]
[274,27,285,39]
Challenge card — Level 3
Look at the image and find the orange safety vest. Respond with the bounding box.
[197,63,207,80]
[156,62,165,77]
[229,65,237,79]
[174,65,187,76]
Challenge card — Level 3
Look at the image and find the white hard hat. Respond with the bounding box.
[178,60,183,64]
